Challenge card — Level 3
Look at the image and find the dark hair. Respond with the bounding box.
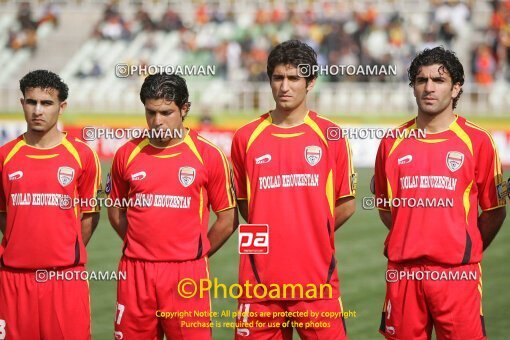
[408,47,464,109]
[139,73,190,111]
[19,70,69,102]
[267,40,318,84]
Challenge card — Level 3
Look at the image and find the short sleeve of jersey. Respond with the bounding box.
[78,146,102,213]
[375,138,391,210]
[476,135,507,210]
[109,149,129,207]
[231,132,247,200]
[206,148,236,212]
[335,137,356,199]
[0,157,5,212]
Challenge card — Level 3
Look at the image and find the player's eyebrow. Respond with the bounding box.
[431,75,446,81]
[415,76,429,83]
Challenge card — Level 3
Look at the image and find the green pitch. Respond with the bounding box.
[87,164,510,339]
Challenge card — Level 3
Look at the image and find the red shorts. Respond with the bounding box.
[0,265,91,339]
[235,299,347,340]
[114,256,212,340]
[379,261,485,340]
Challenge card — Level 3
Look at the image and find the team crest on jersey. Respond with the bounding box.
[304,145,322,166]
[179,167,196,187]
[57,166,75,187]
[446,151,464,172]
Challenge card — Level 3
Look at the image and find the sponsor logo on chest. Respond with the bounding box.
[131,171,146,181]
[8,170,23,181]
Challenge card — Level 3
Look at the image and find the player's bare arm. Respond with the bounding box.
[81,212,100,245]
[378,210,392,230]
[0,212,5,234]
[334,196,355,231]
[237,200,248,222]
[478,206,506,250]
[207,207,238,257]
[108,207,128,239]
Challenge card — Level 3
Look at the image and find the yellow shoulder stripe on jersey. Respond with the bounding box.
[463,181,473,224]
[62,137,82,168]
[396,118,416,130]
[246,115,272,152]
[75,138,102,210]
[127,138,150,167]
[184,134,204,165]
[3,139,27,166]
[450,121,473,156]
[388,122,417,157]
[271,132,305,138]
[316,114,337,125]
[304,114,328,146]
[416,139,448,143]
[26,154,59,159]
[465,121,502,178]
[345,138,355,195]
[197,135,234,207]
[326,170,334,216]
[154,152,181,159]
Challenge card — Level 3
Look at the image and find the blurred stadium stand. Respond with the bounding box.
[0,0,509,115]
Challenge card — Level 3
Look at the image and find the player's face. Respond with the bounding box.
[20,87,66,133]
[413,64,461,116]
[270,64,315,112]
[144,98,187,144]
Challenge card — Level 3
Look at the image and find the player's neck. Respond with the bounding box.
[24,128,64,148]
[270,105,309,127]
[416,110,456,133]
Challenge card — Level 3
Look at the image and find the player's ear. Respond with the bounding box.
[306,77,316,92]
[451,82,461,99]
[19,97,24,106]
[181,102,191,120]
[59,100,67,114]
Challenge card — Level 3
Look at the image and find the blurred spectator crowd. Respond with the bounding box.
[7,2,59,52]
[8,0,510,85]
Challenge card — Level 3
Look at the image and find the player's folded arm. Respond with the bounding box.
[334,196,356,231]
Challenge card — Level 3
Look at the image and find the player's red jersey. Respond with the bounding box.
[109,129,235,261]
[231,111,356,302]
[374,115,507,265]
[0,133,101,269]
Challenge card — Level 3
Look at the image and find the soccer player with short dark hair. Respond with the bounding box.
[108,73,237,339]
[0,70,101,339]
[375,47,507,339]
[231,40,356,339]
